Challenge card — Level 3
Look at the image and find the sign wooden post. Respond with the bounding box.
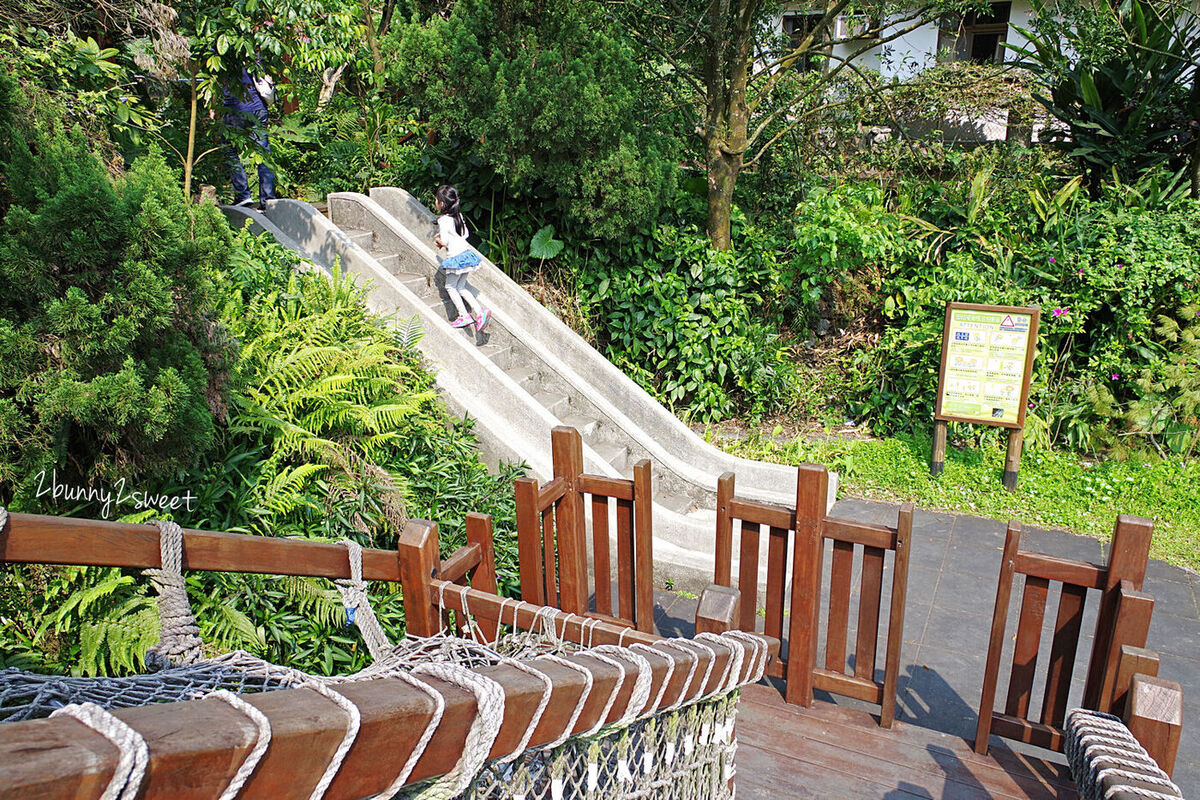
[931,302,1039,491]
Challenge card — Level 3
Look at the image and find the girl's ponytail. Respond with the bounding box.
[435,184,467,237]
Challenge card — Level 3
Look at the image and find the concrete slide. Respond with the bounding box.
[223,191,837,590]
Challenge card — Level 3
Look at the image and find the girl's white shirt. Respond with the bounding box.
[438,214,471,257]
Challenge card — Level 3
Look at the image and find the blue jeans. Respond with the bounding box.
[224,108,275,203]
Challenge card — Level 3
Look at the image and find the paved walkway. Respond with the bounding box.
[652,498,1199,795]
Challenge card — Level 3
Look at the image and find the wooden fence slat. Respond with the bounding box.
[854,545,885,681]
[976,522,1022,755]
[592,495,612,617]
[738,522,761,632]
[1039,582,1087,728]
[1006,575,1050,719]
[1084,515,1153,708]
[715,473,735,587]
[616,497,635,623]
[1096,581,1155,714]
[825,540,854,673]
[880,504,913,728]
[765,526,788,642]
[514,477,545,606]
[397,521,442,638]
[542,506,558,607]
[787,463,827,706]
[552,427,588,616]
[632,459,654,633]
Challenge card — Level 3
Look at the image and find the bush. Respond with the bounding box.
[792,165,1200,454]
[580,221,798,421]
[0,76,230,499]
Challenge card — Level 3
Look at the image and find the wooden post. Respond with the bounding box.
[1083,515,1153,709]
[1113,645,1160,717]
[465,513,498,641]
[696,584,741,635]
[1003,428,1023,491]
[975,521,1022,755]
[930,419,948,477]
[552,427,588,616]
[1125,674,1184,778]
[787,463,827,706]
[880,504,914,729]
[632,458,655,634]
[397,520,441,638]
[1095,581,1155,714]
[714,472,735,587]
[514,477,545,606]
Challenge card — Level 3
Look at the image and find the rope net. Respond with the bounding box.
[0,510,764,800]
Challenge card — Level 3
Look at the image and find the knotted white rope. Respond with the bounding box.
[493,657,554,764]
[300,681,361,800]
[409,663,506,799]
[694,633,744,697]
[0,505,8,532]
[334,539,391,662]
[724,630,770,683]
[365,670,446,799]
[536,653,595,748]
[143,520,205,669]
[671,639,718,704]
[204,690,272,800]
[574,649,626,736]
[591,645,653,727]
[51,703,149,800]
[653,640,701,711]
[630,642,676,720]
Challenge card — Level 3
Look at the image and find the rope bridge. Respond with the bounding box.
[0,508,776,800]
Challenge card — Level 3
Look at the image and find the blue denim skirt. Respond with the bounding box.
[441,250,482,274]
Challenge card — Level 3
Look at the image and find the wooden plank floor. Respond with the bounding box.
[734,685,1078,800]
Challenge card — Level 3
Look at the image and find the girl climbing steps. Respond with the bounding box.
[433,185,491,334]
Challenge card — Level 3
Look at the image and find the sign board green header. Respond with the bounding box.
[934,303,1040,429]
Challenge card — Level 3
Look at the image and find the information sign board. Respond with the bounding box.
[934,303,1039,429]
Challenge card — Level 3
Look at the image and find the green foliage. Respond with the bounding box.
[787,158,1200,453]
[1014,0,1200,184]
[580,221,798,421]
[0,76,231,496]
[529,225,564,261]
[384,0,678,238]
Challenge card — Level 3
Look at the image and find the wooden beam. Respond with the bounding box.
[715,472,735,587]
[513,477,545,606]
[975,522,1021,755]
[578,475,634,501]
[990,712,1064,752]
[631,459,655,634]
[1112,645,1160,718]
[696,584,741,635]
[0,513,404,581]
[1012,552,1105,590]
[787,463,827,706]
[551,427,588,616]
[1095,581,1155,714]
[396,520,441,637]
[880,504,913,728]
[821,518,896,551]
[728,497,794,531]
[437,543,481,585]
[1125,674,1183,778]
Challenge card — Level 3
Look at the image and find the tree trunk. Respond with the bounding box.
[184,75,198,201]
[363,1,384,77]
[705,138,741,251]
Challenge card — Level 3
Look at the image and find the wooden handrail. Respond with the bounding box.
[437,542,481,584]
[1013,551,1106,589]
[536,477,568,512]
[0,513,405,581]
[0,621,770,800]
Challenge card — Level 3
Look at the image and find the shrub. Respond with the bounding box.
[0,76,230,499]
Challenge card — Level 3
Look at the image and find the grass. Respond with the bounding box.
[721,431,1200,574]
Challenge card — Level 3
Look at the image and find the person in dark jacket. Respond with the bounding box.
[222,66,276,208]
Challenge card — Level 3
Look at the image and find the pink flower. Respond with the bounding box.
[1077,268,1084,275]
[1052,308,1069,318]
[1049,257,1057,263]
[1111,373,1121,380]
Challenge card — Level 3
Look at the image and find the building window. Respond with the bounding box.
[782,13,827,72]
[938,2,1012,64]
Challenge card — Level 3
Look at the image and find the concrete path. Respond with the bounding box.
[652,498,1199,795]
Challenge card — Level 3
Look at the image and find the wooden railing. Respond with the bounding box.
[0,512,777,800]
[975,515,1182,771]
[715,463,913,726]
[514,426,654,633]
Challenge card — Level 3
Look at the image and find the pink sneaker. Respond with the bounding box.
[474,309,491,333]
[450,315,472,328]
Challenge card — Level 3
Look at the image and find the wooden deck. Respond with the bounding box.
[735,684,1079,800]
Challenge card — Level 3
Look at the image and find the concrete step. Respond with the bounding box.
[398,273,430,295]
[479,343,512,369]
[592,441,629,471]
[656,493,695,516]
[505,364,538,388]
[560,413,598,437]
[340,228,373,250]
[533,391,570,417]
[371,251,400,271]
